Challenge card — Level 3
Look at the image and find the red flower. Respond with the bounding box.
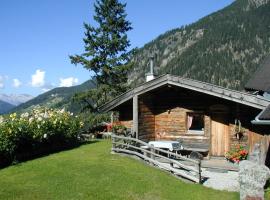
[225,144,248,163]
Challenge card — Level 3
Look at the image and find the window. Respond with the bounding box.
[187,113,204,134]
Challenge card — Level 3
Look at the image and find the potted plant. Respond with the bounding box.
[225,144,248,163]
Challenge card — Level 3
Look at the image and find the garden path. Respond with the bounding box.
[157,161,239,192]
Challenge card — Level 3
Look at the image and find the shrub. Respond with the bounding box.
[0,108,83,167]
[112,124,127,135]
[225,144,248,163]
[78,112,111,134]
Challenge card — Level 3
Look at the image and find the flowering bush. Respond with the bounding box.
[112,124,127,135]
[0,108,83,167]
[225,144,248,163]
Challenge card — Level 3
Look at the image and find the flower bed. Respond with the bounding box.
[225,144,248,163]
[0,108,83,167]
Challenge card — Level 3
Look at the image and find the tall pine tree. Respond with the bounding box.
[70,0,133,109]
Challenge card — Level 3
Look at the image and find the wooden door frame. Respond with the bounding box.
[210,112,230,157]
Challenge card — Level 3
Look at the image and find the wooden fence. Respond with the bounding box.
[111,134,202,183]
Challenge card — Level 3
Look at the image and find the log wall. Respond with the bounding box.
[248,125,270,166]
[138,97,155,141]
[154,107,211,140]
[137,87,213,148]
[227,104,270,156]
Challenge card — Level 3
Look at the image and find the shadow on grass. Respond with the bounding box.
[265,179,270,190]
[0,140,101,169]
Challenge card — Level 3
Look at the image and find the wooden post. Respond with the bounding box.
[150,145,155,166]
[112,136,115,153]
[110,111,114,125]
[197,160,201,184]
[133,95,139,139]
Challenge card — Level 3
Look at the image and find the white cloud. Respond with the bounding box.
[59,77,79,87]
[12,78,22,88]
[42,88,50,92]
[0,76,4,89]
[31,69,45,87]
[41,83,55,93]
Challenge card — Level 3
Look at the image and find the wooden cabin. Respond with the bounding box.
[100,74,270,158]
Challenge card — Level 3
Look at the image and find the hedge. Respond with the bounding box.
[0,108,83,167]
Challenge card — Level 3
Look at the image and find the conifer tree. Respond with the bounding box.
[70,0,133,109]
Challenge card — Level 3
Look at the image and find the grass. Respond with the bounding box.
[0,140,238,200]
[266,181,270,199]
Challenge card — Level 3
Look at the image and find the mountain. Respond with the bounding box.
[0,100,16,114]
[11,79,96,114]
[7,0,270,114]
[0,94,33,114]
[129,0,270,91]
[0,94,33,106]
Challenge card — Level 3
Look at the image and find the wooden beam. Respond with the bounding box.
[133,95,138,138]
[110,111,114,124]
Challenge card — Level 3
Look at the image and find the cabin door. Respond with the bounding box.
[211,113,230,156]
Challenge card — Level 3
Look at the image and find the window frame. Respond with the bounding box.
[186,112,205,135]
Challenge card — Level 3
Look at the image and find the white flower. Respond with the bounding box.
[29,117,34,123]
[20,112,29,118]
[0,116,4,124]
[43,134,47,139]
[37,117,42,121]
[43,112,49,119]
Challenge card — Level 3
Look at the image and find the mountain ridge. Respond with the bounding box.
[0,94,33,106]
[0,100,16,114]
[129,0,270,91]
[10,79,96,114]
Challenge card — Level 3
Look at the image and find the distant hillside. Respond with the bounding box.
[0,100,16,114]
[0,94,33,106]
[11,79,96,114]
[129,0,270,90]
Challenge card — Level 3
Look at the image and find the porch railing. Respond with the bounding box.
[111,134,202,183]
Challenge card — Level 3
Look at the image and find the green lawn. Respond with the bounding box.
[0,140,238,200]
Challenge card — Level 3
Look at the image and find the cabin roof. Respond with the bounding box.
[259,105,270,120]
[99,74,270,112]
[251,104,270,125]
[245,56,270,92]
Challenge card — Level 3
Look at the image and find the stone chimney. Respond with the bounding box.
[145,56,155,82]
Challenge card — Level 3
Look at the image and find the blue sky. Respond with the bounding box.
[0,0,234,96]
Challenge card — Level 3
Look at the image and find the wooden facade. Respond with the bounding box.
[101,75,270,160]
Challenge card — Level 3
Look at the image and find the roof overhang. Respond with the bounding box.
[245,56,270,93]
[251,105,270,125]
[99,74,270,112]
